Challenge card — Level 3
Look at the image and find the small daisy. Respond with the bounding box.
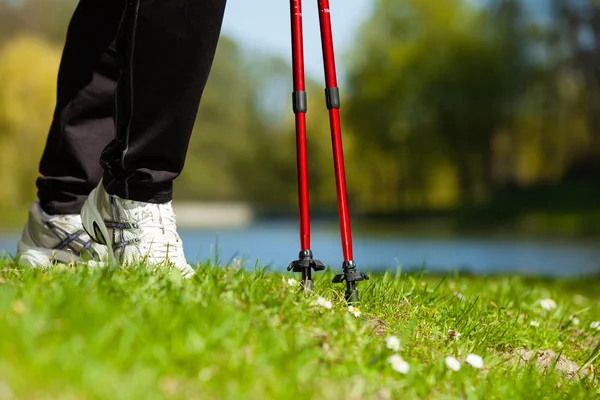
[530,320,540,327]
[539,298,557,311]
[316,297,332,309]
[453,291,466,301]
[388,354,410,374]
[448,329,461,339]
[569,315,580,326]
[590,321,600,330]
[465,354,484,369]
[348,305,361,318]
[385,335,401,351]
[286,278,297,287]
[445,356,461,371]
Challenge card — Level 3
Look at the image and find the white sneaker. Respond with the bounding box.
[80,181,195,278]
[16,202,108,268]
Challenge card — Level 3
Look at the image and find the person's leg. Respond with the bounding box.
[101,0,227,202]
[80,0,227,276]
[16,0,124,267]
[37,0,124,215]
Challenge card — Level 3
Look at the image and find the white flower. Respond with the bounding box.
[348,305,361,318]
[448,329,461,339]
[569,315,580,326]
[465,354,484,369]
[530,320,540,327]
[385,336,401,351]
[590,321,600,330]
[388,354,410,374]
[557,341,563,348]
[287,278,297,287]
[539,298,557,311]
[445,356,461,371]
[316,297,332,309]
[453,291,465,301]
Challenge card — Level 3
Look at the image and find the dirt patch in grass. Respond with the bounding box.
[368,317,387,337]
[570,329,599,351]
[512,349,594,381]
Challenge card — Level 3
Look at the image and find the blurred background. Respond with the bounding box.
[1,0,600,276]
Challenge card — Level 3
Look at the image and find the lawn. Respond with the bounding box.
[1,259,599,399]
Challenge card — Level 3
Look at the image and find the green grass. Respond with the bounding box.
[1,260,600,399]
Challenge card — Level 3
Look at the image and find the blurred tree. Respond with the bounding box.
[0,35,61,209]
[345,0,526,208]
[222,63,339,212]
[0,0,76,45]
[184,38,342,212]
[549,0,600,168]
[176,39,311,208]
[489,0,598,186]
[175,37,262,201]
[2,0,599,226]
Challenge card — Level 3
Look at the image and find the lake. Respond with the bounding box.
[1,220,599,277]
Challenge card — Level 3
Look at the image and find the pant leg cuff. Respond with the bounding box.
[102,173,173,204]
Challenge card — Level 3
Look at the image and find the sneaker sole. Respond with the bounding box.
[81,186,118,267]
[16,241,105,268]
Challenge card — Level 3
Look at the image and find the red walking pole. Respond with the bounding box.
[316,0,368,302]
[287,0,325,291]
[287,0,368,302]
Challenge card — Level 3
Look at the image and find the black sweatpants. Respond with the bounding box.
[37,0,227,215]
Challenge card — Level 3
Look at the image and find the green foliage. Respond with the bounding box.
[1,0,600,234]
[175,37,263,202]
[342,0,600,215]
[0,0,76,45]
[1,261,599,398]
[230,81,341,211]
[0,35,61,209]
[345,0,525,209]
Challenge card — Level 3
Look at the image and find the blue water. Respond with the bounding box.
[1,221,599,277]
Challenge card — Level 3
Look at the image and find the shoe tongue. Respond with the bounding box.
[113,200,153,222]
[42,210,79,224]
[116,200,171,225]
[119,199,149,211]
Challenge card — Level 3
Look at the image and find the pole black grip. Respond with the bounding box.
[325,87,340,109]
[292,91,307,113]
